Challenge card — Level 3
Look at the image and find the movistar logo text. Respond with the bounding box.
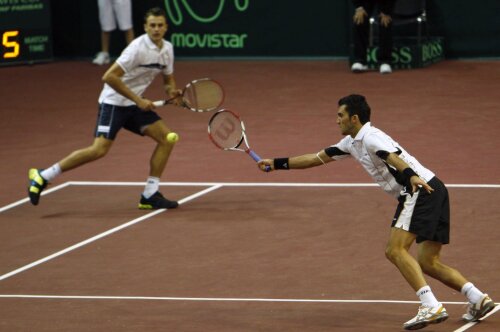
[164,0,250,49]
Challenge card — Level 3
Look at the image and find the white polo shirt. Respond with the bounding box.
[98,34,175,106]
[327,122,435,198]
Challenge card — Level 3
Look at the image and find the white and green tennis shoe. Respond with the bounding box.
[403,304,448,330]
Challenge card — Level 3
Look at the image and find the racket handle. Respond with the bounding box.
[248,150,261,162]
[153,96,178,107]
[248,150,271,172]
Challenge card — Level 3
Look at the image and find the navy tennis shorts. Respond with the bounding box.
[94,103,162,140]
[391,177,450,244]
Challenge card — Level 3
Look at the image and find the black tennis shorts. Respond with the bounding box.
[391,177,450,244]
[94,103,162,140]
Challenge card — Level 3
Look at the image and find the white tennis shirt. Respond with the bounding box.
[98,34,175,106]
[328,122,435,198]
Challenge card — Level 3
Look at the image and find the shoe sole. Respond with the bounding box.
[138,203,179,210]
[28,191,41,205]
[404,313,448,330]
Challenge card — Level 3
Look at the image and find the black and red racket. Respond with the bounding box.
[208,109,270,171]
[153,78,224,112]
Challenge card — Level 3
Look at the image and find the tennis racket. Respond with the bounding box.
[153,78,224,112]
[208,109,270,171]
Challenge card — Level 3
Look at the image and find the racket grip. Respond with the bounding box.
[248,150,261,162]
[153,100,164,107]
[248,150,271,172]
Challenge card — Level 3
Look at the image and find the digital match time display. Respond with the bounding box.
[0,0,53,66]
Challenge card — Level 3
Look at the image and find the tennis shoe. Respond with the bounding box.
[462,294,496,322]
[351,62,368,73]
[380,63,392,74]
[138,191,178,210]
[92,51,110,65]
[403,304,448,330]
[28,168,48,205]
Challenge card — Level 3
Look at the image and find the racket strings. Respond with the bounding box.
[184,79,224,112]
[208,112,244,149]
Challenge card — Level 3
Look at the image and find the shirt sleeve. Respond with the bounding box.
[116,42,140,73]
[363,132,398,155]
[324,136,351,161]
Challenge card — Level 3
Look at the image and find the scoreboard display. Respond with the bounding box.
[0,0,53,66]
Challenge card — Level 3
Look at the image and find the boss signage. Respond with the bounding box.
[351,37,444,70]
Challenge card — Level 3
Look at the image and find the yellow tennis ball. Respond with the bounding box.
[166,132,179,143]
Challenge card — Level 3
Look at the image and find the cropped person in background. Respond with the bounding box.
[93,0,135,65]
[351,0,395,74]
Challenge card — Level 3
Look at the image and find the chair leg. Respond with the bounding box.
[417,22,422,46]
[369,18,375,47]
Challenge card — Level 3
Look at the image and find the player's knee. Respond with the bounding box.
[385,245,399,263]
[90,146,109,160]
[418,256,438,275]
[385,243,410,264]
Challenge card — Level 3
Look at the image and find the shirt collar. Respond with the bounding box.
[144,34,163,51]
[353,122,372,141]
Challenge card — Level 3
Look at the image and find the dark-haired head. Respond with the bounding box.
[337,94,371,124]
[144,7,167,22]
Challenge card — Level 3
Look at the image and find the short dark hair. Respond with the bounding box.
[144,7,167,23]
[337,94,371,124]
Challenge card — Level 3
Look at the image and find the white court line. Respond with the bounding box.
[2,182,499,213]
[0,295,496,330]
[0,294,472,305]
[69,181,500,188]
[454,304,500,332]
[0,295,497,330]
[1,182,498,329]
[0,185,222,282]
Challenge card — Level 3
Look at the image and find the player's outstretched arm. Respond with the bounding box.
[257,150,333,172]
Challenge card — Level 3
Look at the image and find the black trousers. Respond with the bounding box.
[352,2,393,64]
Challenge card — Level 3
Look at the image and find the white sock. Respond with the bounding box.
[142,176,160,198]
[40,163,62,181]
[416,285,440,308]
[461,282,484,304]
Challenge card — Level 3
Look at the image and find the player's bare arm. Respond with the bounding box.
[102,63,155,110]
[258,150,333,172]
[386,153,434,193]
[162,74,182,106]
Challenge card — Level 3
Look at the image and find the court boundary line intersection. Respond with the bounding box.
[1,181,498,332]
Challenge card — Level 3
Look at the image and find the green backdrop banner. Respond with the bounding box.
[47,0,500,59]
[150,0,349,57]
